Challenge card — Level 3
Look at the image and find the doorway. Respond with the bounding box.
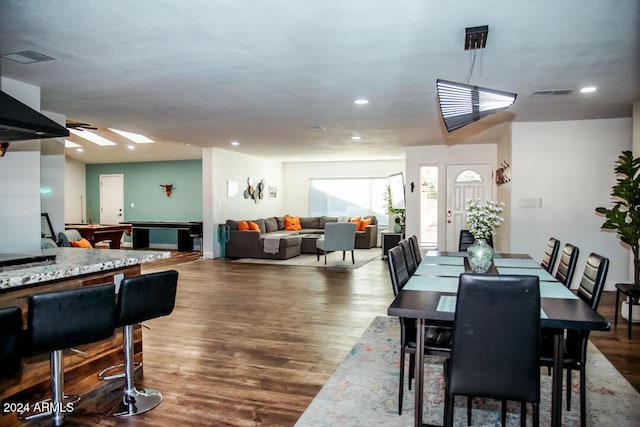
[419,165,439,249]
[444,164,493,251]
[99,174,124,225]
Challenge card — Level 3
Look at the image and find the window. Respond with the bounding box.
[455,169,483,183]
[309,177,389,225]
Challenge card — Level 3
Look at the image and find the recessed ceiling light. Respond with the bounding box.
[354,98,369,105]
[64,139,81,148]
[127,145,135,150]
[351,136,362,140]
[76,148,84,153]
[580,86,597,93]
[69,128,117,146]
[108,128,154,143]
[231,141,240,146]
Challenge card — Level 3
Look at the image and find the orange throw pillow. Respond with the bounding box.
[350,216,362,231]
[359,217,372,231]
[248,221,260,232]
[238,220,249,231]
[284,216,299,230]
[70,238,92,248]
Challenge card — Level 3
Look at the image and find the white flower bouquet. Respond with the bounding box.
[466,199,505,240]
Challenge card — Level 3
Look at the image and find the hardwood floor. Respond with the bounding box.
[15,250,640,426]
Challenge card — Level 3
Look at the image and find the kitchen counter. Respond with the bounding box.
[0,247,171,423]
[0,247,170,290]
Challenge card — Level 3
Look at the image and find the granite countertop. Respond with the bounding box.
[0,247,171,290]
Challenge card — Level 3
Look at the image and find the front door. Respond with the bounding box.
[445,164,493,251]
[100,174,124,225]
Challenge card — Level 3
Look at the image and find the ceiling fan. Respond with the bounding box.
[65,120,97,130]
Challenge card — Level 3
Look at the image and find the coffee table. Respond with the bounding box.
[300,234,322,254]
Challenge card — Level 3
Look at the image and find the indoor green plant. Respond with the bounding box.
[384,185,405,233]
[595,150,640,319]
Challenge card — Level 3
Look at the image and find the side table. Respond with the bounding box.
[381,232,403,259]
[614,283,640,339]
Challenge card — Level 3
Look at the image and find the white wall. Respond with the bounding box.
[0,78,45,251]
[64,157,87,223]
[0,151,41,252]
[202,148,284,258]
[405,144,498,249]
[40,148,65,237]
[283,159,405,216]
[511,118,632,290]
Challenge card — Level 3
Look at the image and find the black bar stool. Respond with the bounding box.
[22,284,116,426]
[0,306,22,379]
[100,270,178,417]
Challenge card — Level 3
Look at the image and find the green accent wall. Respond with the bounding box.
[86,160,202,246]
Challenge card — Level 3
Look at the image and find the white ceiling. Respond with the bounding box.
[0,0,638,164]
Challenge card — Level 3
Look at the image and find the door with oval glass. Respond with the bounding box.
[445,164,493,251]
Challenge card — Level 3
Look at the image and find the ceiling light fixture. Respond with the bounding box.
[351,136,362,140]
[108,128,154,143]
[76,148,84,153]
[127,145,135,150]
[436,25,517,132]
[580,86,597,93]
[69,128,117,146]
[354,98,369,105]
[231,141,240,146]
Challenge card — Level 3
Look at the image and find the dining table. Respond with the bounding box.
[387,250,610,427]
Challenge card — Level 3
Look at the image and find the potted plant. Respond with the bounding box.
[595,150,640,320]
[384,185,405,233]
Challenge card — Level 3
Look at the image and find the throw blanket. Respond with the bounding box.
[263,234,287,254]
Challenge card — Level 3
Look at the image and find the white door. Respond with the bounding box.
[445,164,493,251]
[100,174,124,224]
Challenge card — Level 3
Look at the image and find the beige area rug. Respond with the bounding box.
[296,316,640,427]
[230,247,382,269]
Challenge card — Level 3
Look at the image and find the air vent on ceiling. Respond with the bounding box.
[311,125,327,131]
[531,89,574,96]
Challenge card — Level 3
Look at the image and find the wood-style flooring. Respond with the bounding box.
[15,249,640,426]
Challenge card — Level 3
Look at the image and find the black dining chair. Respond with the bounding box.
[540,252,609,427]
[398,239,417,276]
[554,243,580,287]
[458,230,493,252]
[387,246,451,415]
[444,274,541,427]
[408,235,422,265]
[540,237,560,273]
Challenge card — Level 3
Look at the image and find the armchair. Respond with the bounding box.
[316,222,357,265]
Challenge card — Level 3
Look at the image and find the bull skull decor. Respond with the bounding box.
[160,184,174,197]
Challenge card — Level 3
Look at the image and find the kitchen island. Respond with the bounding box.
[0,247,170,426]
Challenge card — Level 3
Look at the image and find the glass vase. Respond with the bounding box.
[466,238,494,273]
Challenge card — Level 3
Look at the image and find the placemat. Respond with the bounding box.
[404,276,459,292]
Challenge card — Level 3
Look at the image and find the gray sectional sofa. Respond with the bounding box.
[224,215,378,259]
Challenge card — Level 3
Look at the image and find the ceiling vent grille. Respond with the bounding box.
[531,89,574,96]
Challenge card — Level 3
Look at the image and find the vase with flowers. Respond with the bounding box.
[465,198,505,273]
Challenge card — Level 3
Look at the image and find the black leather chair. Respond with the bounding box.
[0,306,22,379]
[444,274,540,427]
[458,230,493,252]
[555,243,579,287]
[540,237,560,273]
[398,239,417,276]
[387,246,451,415]
[408,235,422,265]
[540,252,609,427]
[100,270,179,417]
[22,284,116,426]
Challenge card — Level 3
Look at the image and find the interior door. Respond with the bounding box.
[445,164,493,251]
[100,174,124,225]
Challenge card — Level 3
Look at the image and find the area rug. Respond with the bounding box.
[295,316,640,426]
[230,248,381,269]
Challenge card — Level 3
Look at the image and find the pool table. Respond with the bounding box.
[65,223,132,249]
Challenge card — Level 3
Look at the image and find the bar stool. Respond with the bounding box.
[100,270,178,417]
[22,284,116,426]
[0,306,22,379]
